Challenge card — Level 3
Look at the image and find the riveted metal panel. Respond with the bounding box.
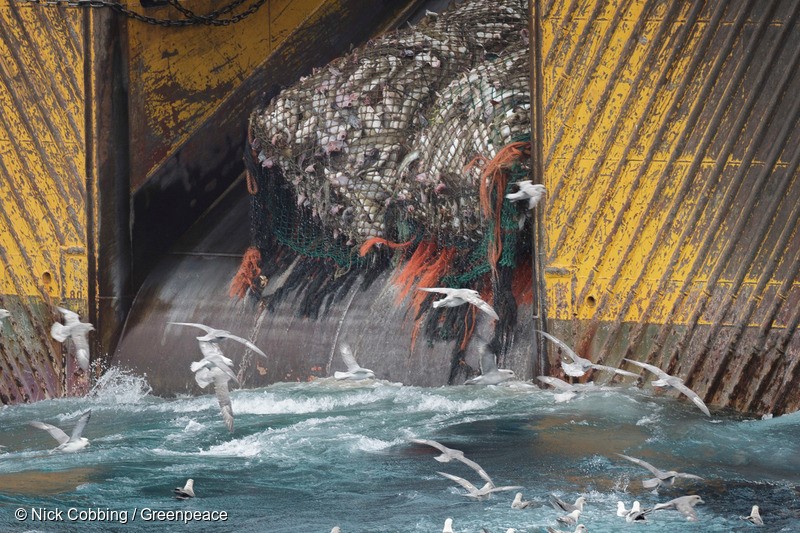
[540,0,800,414]
[0,1,89,402]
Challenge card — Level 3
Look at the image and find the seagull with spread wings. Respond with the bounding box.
[465,342,515,386]
[538,331,639,379]
[419,288,499,321]
[436,471,522,499]
[616,453,704,491]
[168,322,267,359]
[411,438,494,486]
[506,181,546,210]
[30,410,92,453]
[51,307,94,372]
[623,358,711,416]
[334,344,375,380]
[651,495,704,521]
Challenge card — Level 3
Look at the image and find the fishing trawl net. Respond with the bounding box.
[247,0,528,253]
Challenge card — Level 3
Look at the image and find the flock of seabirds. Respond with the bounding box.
[0,183,766,530]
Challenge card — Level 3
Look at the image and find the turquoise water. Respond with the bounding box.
[0,369,798,532]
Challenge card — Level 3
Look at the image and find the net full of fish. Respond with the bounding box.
[248,0,528,249]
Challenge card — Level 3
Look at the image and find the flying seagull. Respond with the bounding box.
[623,359,711,416]
[411,438,494,486]
[651,495,704,521]
[169,322,267,359]
[549,495,586,513]
[538,331,639,379]
[194,365,236,432]
[537,376,609,402]
[512,492,535,510]
[419,288,499,321]
[465,342,515,385]
[436,471,522,499]
[173,479,195,500]
[546,526,586,533]
[30,410,92,452]
[506,181,546,210]
[51,307,94,372]
[191,341,240,385]
[616,453,704,491]
[334,344,375,380]
[0,308,10,329]
[739,505,763,526]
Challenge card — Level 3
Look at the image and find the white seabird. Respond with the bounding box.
[616,453,704,491]
[411,438,494,486]
[536,376,609,402]
[538,331,639,379]
[169,322,268,359]
[419,287,499,321]
[549,494,586,513]
[556,509,581,525]
[506,180,546,210]
[194,366,236,432]
[740,505,763,526]
[0,308,10,330]
[30,410,92,453]
[330,527,342,533]
[173,479,195,499]
[334,344,375,380]
[651,495,704,521]
[465,342,515,386]
[51,307,94,372]
[625,501,649,522]
[191,341,240,385]
[512,492,534,509]
[437,471,522,499]
[546,526,586,533]
[623,359,711,416]
[442,518,454,533]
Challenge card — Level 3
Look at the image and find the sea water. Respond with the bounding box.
[0,368,798,532]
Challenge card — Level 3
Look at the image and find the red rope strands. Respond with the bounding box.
[358,237,414,257]
[476,141,531,276]
[229,247,262,299]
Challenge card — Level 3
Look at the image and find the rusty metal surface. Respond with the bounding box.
[540,0,800,414]
[0,1,93,402]
[114,183,538,395]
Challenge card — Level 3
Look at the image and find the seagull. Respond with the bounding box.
[537,376,609,402]
[538,331,639,379]
[623,359,711,416]
[411,438,494,486]
[191,341,240,385]
[465,342,515,385]
[173,479,195,499]
[51,307,94,372]
[437,471,522,499]
[546,526,586,533]
[0,308,10,330]
[168,322,267,359]
[419,288,499,320]
[624,501,649,522]
[443,518,454,533]
[506,181,546,210]
[194,365,235,432]
[331,527,342,533]
[30,410,92,452]
[740,505,763,526]
[512,492,534,509]
[651,495,704,521]
[334,344,375,380]
[549,495,586,513]
[616,453,704,491]
[557,509,581,525]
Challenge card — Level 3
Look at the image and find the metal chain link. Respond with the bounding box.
[17,0,266,27]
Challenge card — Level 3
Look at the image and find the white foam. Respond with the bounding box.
[88,367,152,404]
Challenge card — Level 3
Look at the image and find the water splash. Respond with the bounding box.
[88,367,152,404]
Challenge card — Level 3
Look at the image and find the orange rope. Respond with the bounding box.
[358,237,414,257]
[229,247,262,299]
[477,142,530,276]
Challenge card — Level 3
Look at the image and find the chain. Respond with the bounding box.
[17,0,266,27]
